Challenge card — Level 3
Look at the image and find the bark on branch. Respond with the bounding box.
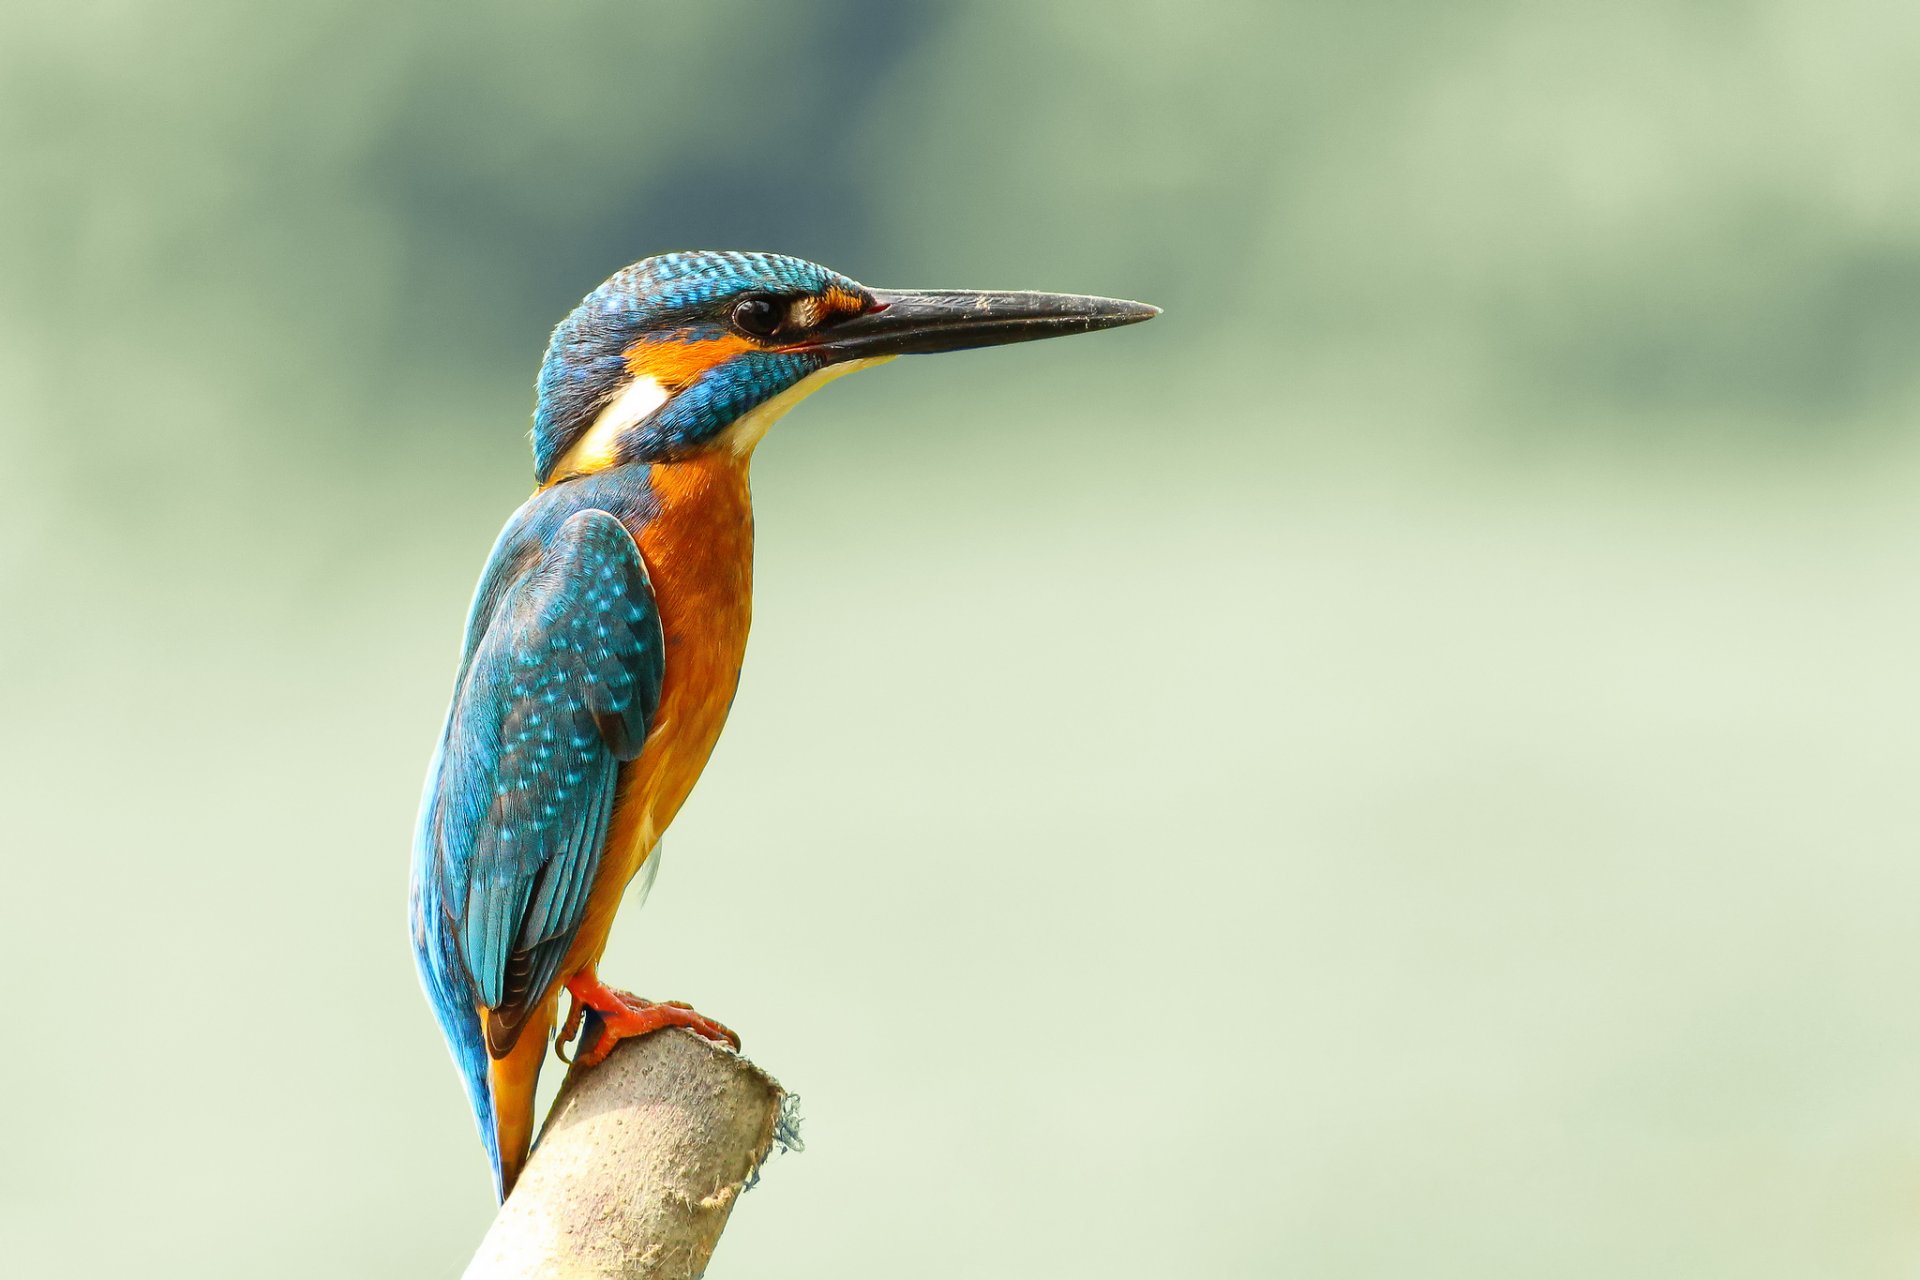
[463,1029,795,1279]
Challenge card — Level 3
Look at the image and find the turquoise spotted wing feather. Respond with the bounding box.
[421,508,663,1058]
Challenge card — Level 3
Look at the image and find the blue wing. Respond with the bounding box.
[413,507,663,1070]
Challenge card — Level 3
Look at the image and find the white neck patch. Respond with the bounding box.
[545,355,896,480]
[548,374,671,482]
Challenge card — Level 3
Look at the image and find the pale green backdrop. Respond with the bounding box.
[3,2,1918,1277]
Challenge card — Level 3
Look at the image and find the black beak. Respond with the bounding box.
[807,288,1159,359]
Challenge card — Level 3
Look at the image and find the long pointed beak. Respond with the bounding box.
[805,288,1159,359]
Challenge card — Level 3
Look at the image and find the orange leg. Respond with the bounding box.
[562,964,740,1070]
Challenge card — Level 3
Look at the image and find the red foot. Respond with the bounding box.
[560,965,740,1069]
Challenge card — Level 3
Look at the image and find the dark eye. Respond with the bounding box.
[731,295,786,338]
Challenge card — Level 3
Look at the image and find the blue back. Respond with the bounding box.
[409,466,663,1194]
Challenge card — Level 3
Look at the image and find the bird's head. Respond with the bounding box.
[531,250,1158,484]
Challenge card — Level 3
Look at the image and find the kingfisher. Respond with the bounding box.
[410,250,1157,1199]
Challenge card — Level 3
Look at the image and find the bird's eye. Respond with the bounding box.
[731,296,786,339]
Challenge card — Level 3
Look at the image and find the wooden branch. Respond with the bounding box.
[463,1029,795,1280]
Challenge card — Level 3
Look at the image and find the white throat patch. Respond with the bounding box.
[717,356,895,457]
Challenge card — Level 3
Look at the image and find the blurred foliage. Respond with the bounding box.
[4,0,1916,494]
[2,3,1919,1278]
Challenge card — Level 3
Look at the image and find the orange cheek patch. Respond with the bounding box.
[625,333,755,393]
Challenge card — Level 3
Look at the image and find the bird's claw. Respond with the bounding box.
[560,965,740,1069]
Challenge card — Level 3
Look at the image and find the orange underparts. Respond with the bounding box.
[557,964,740,1069]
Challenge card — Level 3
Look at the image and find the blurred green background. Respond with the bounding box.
[3,2,1918,1276]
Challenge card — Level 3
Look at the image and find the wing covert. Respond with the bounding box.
[426,509,662,1056]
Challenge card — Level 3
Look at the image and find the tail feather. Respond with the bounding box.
[416,901,541,1201]
[486,1004,554,1199]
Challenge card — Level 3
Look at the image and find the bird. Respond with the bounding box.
[409,250,1158,1199]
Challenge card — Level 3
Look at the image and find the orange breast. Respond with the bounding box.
[559,448,755,974]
